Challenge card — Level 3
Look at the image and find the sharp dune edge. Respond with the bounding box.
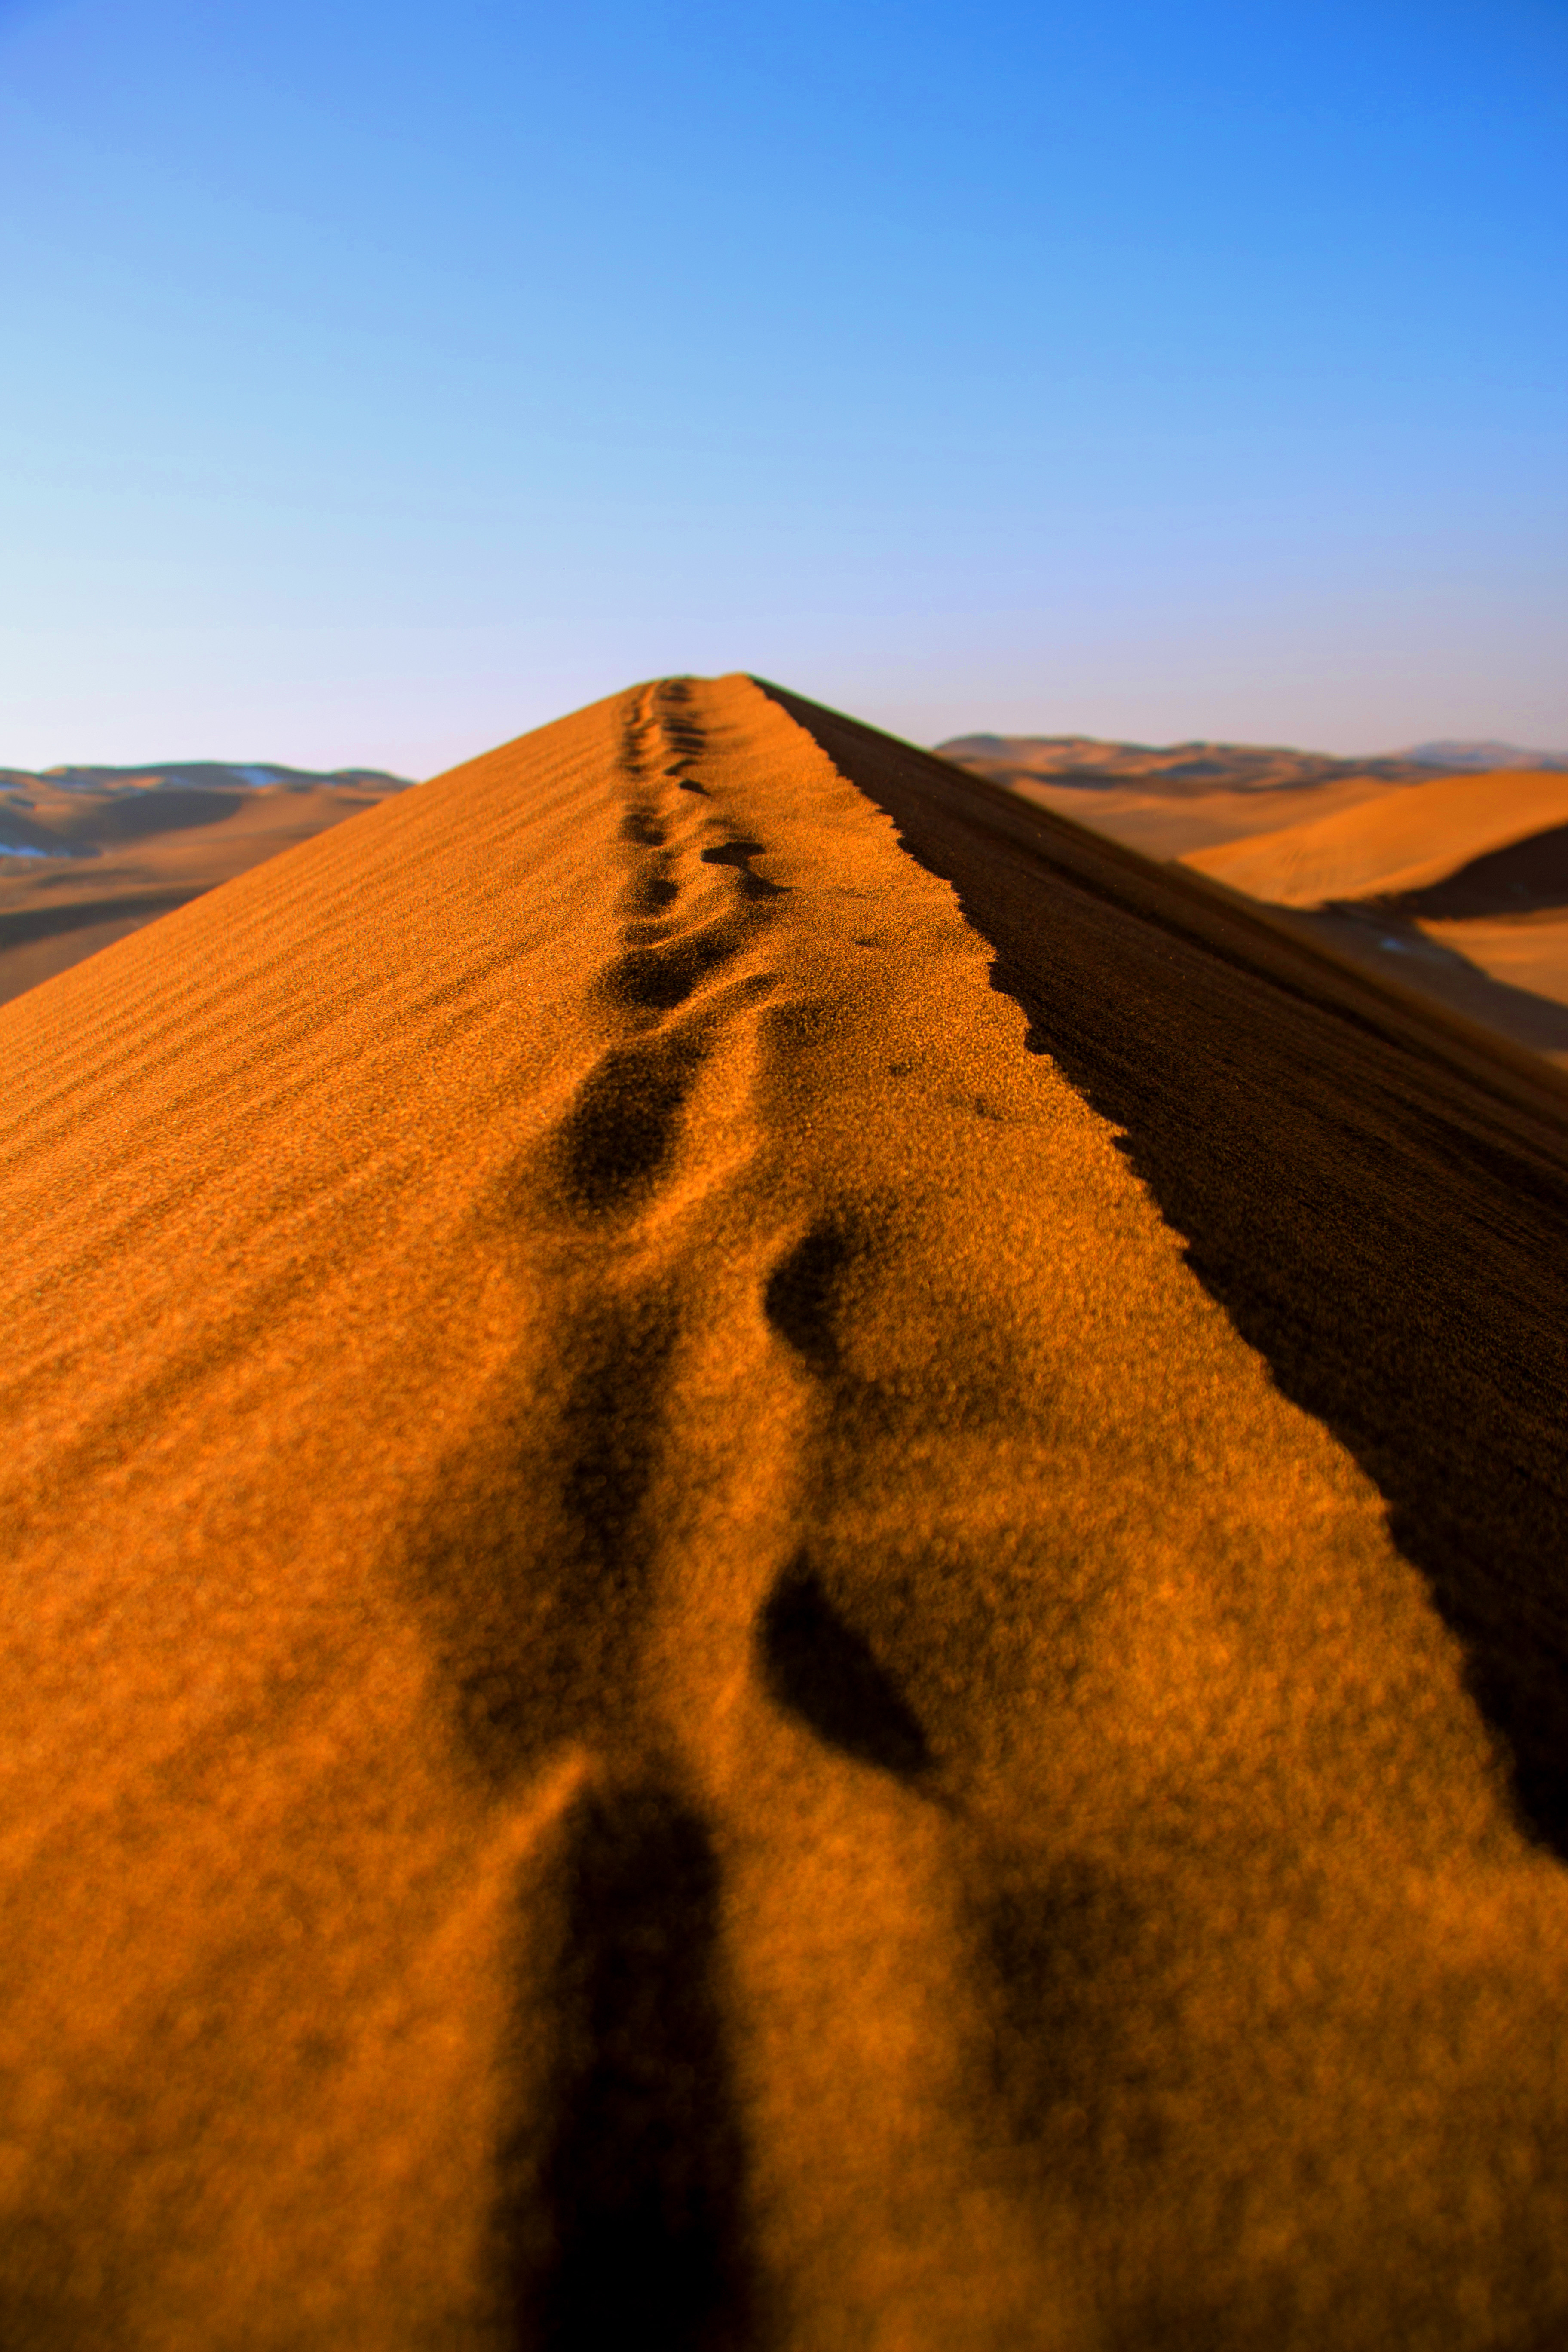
[3,674,1568,2349]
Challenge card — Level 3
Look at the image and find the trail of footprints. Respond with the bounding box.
[505,682,940,2349]
[543,681,928,1768]
[546,681,930,1773]
[550,680,787,1220]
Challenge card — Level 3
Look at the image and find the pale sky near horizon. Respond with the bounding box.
[2,0,1564,776]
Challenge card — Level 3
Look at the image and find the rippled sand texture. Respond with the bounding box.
[3,675,1568,2349]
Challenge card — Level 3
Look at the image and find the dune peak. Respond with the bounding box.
[2,674,1567,2344]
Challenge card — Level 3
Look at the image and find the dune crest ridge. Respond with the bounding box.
[3,674,1567,2348]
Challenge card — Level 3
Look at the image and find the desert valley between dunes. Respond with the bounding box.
[4,673,1568,2346]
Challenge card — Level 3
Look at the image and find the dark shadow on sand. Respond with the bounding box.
[1380,821,1568,923]
[0,890,199,952]
[759,1562,932,1780]
[502,1787,759,2352]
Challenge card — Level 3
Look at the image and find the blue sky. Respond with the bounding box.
[1,0,1564,772]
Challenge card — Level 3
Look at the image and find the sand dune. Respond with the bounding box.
[934,735,1439,863]
[940,746,1568,1061]
[3,676,1568,2347]
[1378,822,1568,921]
[0,763,410,1007]
[934,733,1440,795]
[1181,769,1568,908]
[1397,738,1568,772]
[1171,772,1568,1070]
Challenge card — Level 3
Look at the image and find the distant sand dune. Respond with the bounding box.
[3,677,1568,2345]
[1171,772,1568,1070]
[1182,769,1568,907]
[937,744,1568,1061]
[935,734,1436,864]
[0,765,410,1008]
[934,733,1440,796]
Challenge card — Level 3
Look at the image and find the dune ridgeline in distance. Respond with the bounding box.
[3,675,1568,2346]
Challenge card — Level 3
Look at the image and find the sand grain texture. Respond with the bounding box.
[3,676,1568,2349]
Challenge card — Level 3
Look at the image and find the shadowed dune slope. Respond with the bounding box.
[1173,769,1568,1063]
[3,675,1568,2349]
[1381,822,1568,920]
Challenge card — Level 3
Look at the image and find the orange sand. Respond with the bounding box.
[0,769,409,1008]
[1182,768,1568,906]
[2,676,1568,2346]
[935,736,1434,864]
[1170,773,1568,1069]
[940,743,1568,1064]
[977,773,1406,863]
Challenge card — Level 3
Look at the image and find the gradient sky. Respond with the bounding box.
[2,0,1564,773]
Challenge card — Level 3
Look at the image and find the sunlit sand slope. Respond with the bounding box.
[1182,768,1568,906]
[0,766,411,1007]
[3,675,1568,2349]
